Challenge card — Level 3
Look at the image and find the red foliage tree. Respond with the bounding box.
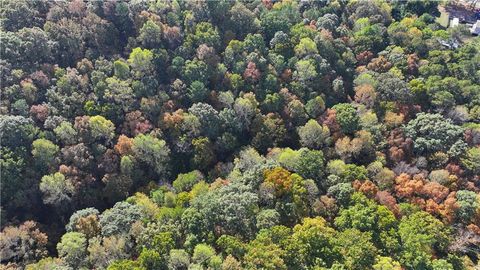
[421,181,449,203]
[321,108,342,140]
[121,110,152,136]
[114,135,133,156]
[375,190,400,217]
[366,55,392,72]
[387,128,413,163]
[243,61,261,83]
[394,173,424,199]
[98,149,119,174]
[264,167,293,197]
[356,51,374,65]
[353,180,378,199]
[29,104,49,123]
[406,53,419,75]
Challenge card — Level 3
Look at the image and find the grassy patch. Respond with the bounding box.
[437,10,450,28]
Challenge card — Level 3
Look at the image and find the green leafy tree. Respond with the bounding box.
[138,248,165,270]
[404,113,464,155]
[99,202,143,237]
[0,115,36,149]
[189,22,221,49]
[297,119,330,149]
[54,121,78,145]
[89,115,115,143]
[431,259,454,270]
[128,47,154,78]
[295,148,326,183]
[1,148,29,209]
[0,0,40,31]
[293,59,318,87]
[107,259,143,270]
[256,209,281,230]
[335,193,398,252]
[294,38,318,58]
[216,235,246,260]
[189,103,222,139]
[244,237,287,270]
[461,147,480,175]
[168,249,190,270]
[192,244,218,268]
[44,19,85,66]
[1,27,52,68]
[113,60,130,80]
[332,103,359,135]
[260,1,300,40]
[228,2,258,39]
[251,113,287,152]
[138,20,163,49]
[353,20,388,54]
[398,211,451,269]
[32,138,59,172]
[191,137,216,170]
[188,81,208,103]
[455,190,478,223]
[373,256,401,270]
[335,229,378,270]
[186,182,258,239]
[57,232,87,268]
[39,172,74,208]
[173,170,204,193]
[25,257,70,270]
[103,76,135,113]
[286,217,339,268]
[328,183,354,206]
[182,59,209,85]
[132,134,170,177]
[375,72,412,103]
[305,96,326,118]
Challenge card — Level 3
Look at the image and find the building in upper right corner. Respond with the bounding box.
[470,20,480,35]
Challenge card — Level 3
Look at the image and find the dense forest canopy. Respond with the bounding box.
[1,0,480,269]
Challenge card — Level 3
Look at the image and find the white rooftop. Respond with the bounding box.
[471,20,480,35]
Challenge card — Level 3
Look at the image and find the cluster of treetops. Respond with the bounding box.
[1,0,479,269]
